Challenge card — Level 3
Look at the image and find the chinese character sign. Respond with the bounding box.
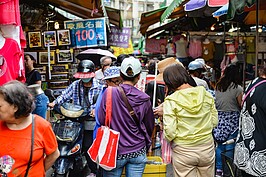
[108,26,130,48]
[64,18,107,48]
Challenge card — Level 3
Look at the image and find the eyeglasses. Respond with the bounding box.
[110,79,121,85]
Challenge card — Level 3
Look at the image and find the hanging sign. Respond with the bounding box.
[108,26,131,48]
[64,18,107,48]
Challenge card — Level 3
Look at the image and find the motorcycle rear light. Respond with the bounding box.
[68,144,80,155]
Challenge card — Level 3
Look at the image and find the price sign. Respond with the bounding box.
[64,18,107,48]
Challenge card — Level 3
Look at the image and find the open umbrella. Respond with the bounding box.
[76,48,117,66]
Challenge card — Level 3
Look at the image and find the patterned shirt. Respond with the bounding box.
[54,79,103,112]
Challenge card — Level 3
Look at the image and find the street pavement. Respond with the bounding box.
[46,164,174,177]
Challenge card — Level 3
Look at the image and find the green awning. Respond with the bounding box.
[160,0,187,23]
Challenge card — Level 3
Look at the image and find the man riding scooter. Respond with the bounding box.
[48,60,103,177]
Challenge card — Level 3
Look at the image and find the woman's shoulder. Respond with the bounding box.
[34,114,52,128]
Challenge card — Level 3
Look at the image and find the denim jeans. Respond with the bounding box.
[103,153,147,177]
[215,131,238,170]
[32,93,49,119]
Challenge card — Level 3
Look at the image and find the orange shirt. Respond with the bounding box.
[0,115,58,177]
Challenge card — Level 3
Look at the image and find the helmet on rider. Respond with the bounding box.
[74,60,95,79]
[188,60,205,71]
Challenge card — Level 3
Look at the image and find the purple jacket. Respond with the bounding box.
[98,84,155,155]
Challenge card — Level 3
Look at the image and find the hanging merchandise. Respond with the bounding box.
[0,0,25,84]
[0,37,22,85]
[202,37,215,63]
[213,37,225,69]
[189,37,202,59]
[0,0,21,25]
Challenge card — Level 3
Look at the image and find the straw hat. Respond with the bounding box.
[156,57,183,82]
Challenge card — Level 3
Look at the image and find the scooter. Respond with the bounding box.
[45,90,88,177]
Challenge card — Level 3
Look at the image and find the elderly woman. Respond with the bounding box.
[162,64,218,177]
[0,80,59,177]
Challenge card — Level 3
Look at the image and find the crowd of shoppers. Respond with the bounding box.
[2,47,266,177]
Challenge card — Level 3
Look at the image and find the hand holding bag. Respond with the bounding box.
[88,87,120,171]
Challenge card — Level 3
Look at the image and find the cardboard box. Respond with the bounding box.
[122,156,166,177]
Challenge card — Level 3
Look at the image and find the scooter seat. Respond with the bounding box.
[56,135,73,142]
[60,103,84,118]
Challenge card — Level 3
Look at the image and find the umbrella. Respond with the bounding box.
[213,3,229,17]
[76,48,117,66]
[184,0,228,17]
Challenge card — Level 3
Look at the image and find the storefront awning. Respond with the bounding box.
[20,0,122,27]
[139,5,185,35]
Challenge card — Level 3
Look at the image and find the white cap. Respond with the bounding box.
[194,58,205,66]
[120,57,141,77]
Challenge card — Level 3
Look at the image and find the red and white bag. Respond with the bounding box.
[88,87,120,171]
[161,132,172,164]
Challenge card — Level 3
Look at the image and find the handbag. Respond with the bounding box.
[161,132,172,164]
[88,87,120,171]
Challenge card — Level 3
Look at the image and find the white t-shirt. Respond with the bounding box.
[192,76,209,90]
[166,43,175,55]
[95,69,104,80]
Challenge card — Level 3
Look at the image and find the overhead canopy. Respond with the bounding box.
[139,0,266,37]
[20,0,122,27]
[139,3,186,36]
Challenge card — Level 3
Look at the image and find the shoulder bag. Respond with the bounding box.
[241,79,266,106]
[117,86,139,125]
[25,114,35,177]
[88,87,120,171]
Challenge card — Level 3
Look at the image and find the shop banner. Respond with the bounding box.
[108,26,130,48]
[111,39,134,57]
[64,18,107,48]
[145,38,167,54]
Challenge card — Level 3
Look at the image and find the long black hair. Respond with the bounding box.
[215,64,242,92]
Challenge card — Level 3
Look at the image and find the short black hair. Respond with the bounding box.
[25,54,36,62]
[116,54,130,66]
[120,71,140,82]
[0,80,35,119]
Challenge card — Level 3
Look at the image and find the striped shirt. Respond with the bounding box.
[54,79,103,113]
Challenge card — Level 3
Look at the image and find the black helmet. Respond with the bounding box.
[77,60,95,73]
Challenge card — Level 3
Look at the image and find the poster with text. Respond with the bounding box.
[64,18,107,48]
[108,26,130,48]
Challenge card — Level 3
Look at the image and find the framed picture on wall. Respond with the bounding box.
[57,50,73,63]
[39,51,55,64]
[43,31,57,47]
[28,31,42,48]
[57,29,71,46]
